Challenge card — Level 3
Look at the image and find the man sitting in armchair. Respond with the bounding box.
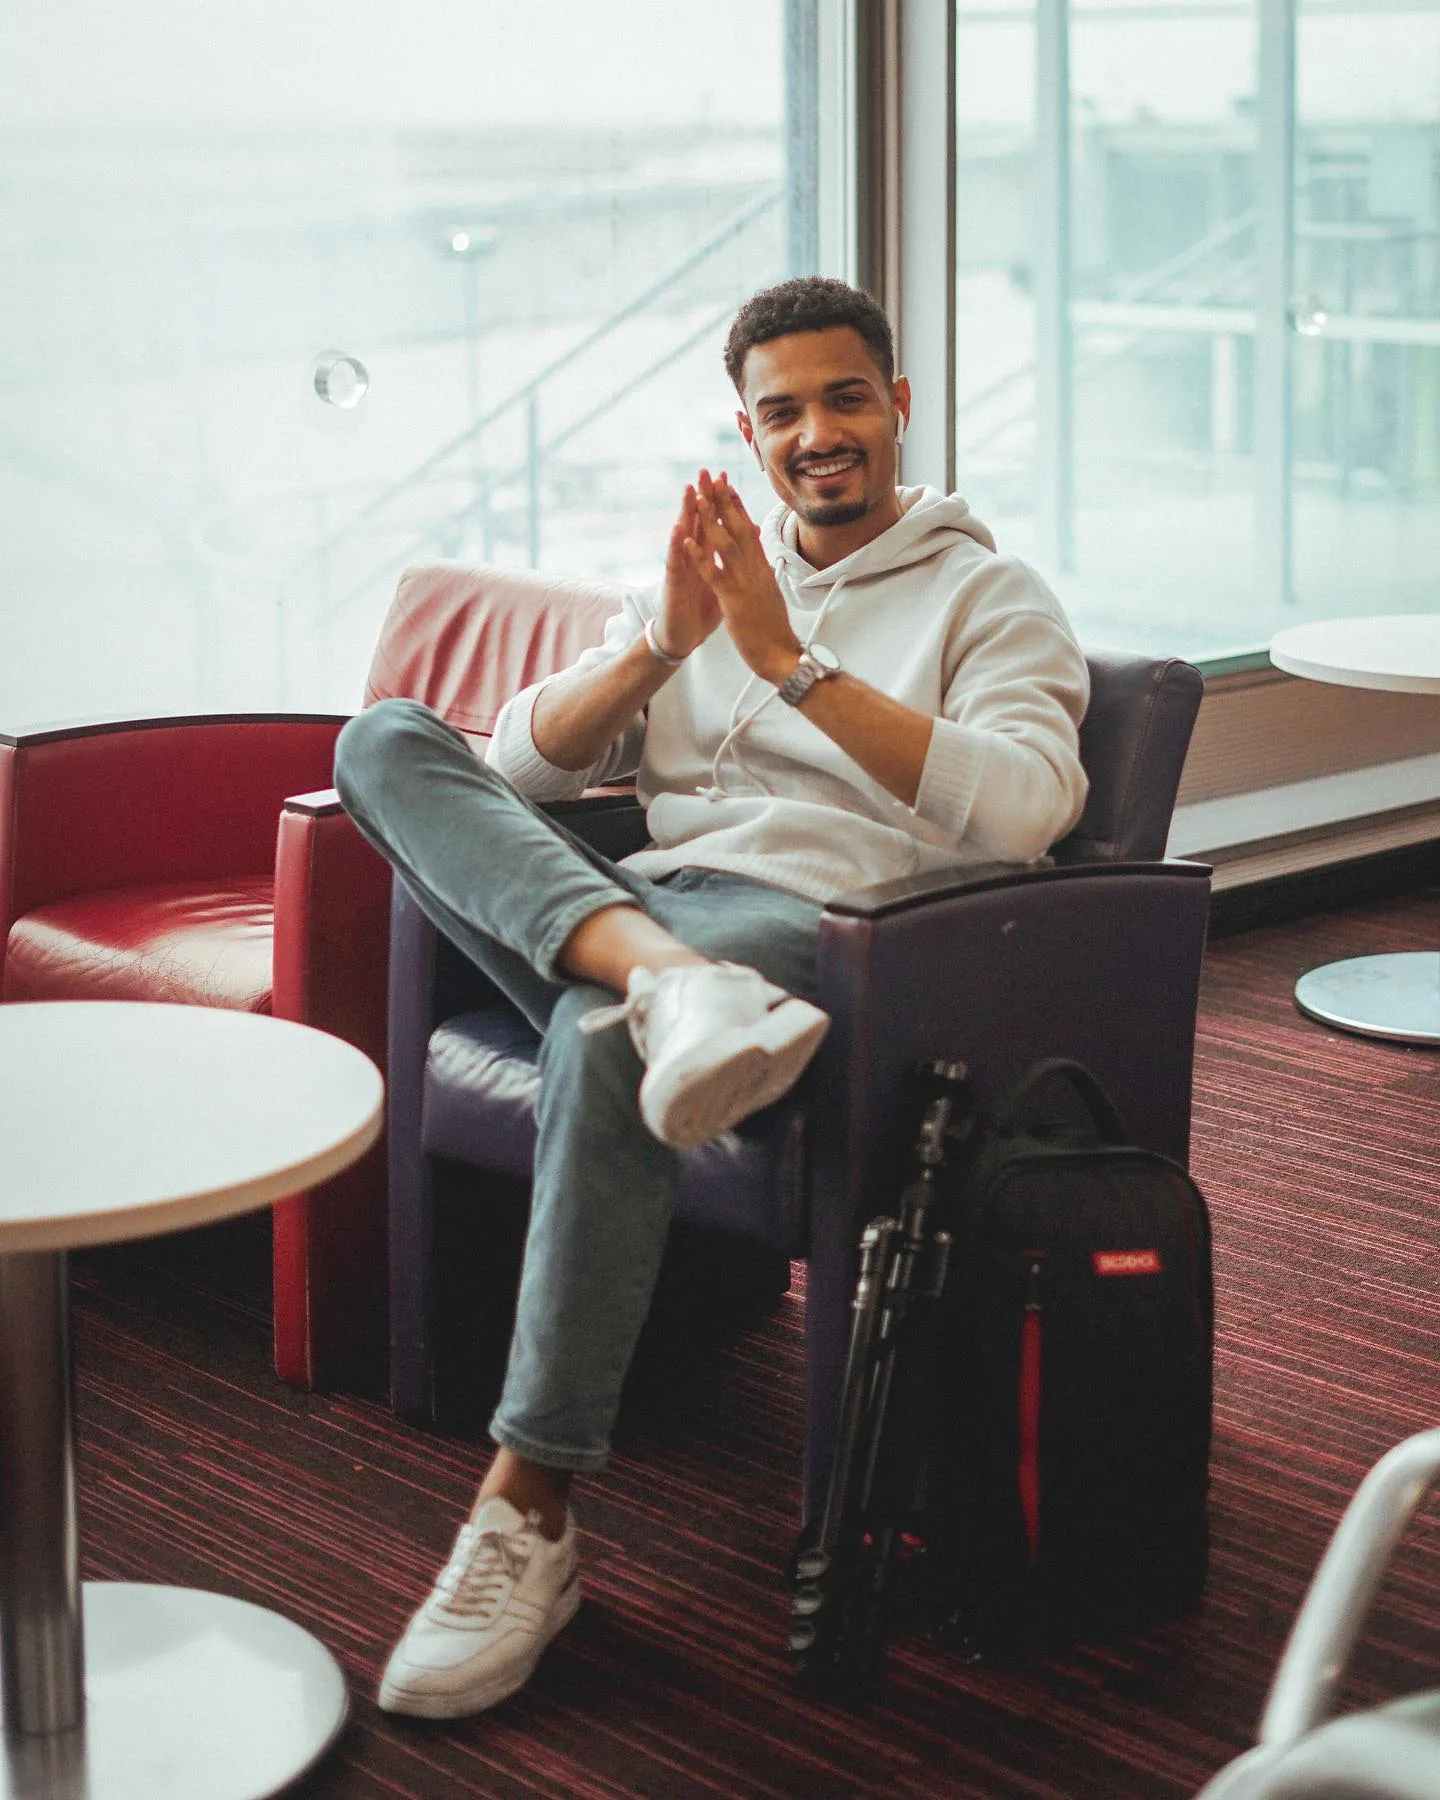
[334,275,1090,1719]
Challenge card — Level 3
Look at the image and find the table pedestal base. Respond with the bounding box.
[1295,952,1440,1045]
[1,1584,348,1800]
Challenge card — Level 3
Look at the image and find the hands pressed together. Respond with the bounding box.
[655,470,803,687]
[535,465,928,804]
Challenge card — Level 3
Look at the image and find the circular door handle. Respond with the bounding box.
[312,352,370,408]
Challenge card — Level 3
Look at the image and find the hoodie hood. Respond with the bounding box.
[761,484,998,592]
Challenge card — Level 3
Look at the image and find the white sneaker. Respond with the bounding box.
[579,961,830,1151]
[377,1497,581,1718]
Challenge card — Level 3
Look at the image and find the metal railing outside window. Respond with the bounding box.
[951,0,1440,664]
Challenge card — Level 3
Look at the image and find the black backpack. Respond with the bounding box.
[924,1058,1213,1649]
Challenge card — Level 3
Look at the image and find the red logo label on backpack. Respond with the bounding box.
[1093,1249,1163,1276]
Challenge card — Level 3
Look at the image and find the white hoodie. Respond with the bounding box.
[488,486,1090,903]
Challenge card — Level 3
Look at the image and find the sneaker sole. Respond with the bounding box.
[376,1574,582,1719]
[641,1001,830,1150]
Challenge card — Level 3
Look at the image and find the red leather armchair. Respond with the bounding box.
[1,565,619,1393]
[0,711,392,1386]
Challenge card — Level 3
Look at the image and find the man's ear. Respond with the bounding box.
[736,409,763,467]
[892,375,912,440]
[889,376,910,439]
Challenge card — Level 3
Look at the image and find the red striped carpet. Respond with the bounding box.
[69,885,1439,1798]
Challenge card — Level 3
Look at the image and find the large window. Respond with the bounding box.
[10,1,1431,715]
[1,2,789,720]
[953,0,1440,662]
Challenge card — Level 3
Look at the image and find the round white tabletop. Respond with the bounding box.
[1269,616,1440,1046]
[0,1003,383,1799]
[0,1003,383,1252]
[1270,613,1440,695]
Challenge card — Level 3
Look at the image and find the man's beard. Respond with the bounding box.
[788,453,874,529]
[794,495,870,527]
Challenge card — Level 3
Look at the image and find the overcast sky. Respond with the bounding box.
[0,0,784,128]
[1,0,1435,130]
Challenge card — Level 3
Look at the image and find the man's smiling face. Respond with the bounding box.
[737,326,909,532]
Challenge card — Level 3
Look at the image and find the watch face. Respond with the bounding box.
[808,643,840,673]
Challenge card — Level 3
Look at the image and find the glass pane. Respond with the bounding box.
[955,0,1039,551]
[1291,0,1440,620]
[1068,0,1259,657]
[955,0,1262,659]
[0,2,786,721]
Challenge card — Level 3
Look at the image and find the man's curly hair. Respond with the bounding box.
[723,277,894,393]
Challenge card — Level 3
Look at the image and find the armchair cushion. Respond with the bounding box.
[3,877,275,1011]
[364,563,622,738]
[423,1006,806,1251]
[0,717,345,938]
[1056,651,1203,863]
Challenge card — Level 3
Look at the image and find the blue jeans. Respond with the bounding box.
[334,699,822,1472]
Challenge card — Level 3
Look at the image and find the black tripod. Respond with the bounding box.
[789,1060,972,1702]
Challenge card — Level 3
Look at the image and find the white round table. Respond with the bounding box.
[0,1003,383,1800]
[1270,615,1440,1045]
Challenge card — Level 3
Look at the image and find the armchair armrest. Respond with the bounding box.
[811,857,1209,1172]
[270,784,393,1392]
[272,789,391,1064]
[1,710,350,739]
[822,855,1205,920]
[0,712,350,941]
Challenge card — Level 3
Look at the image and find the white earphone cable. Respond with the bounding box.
[698,565,848,801]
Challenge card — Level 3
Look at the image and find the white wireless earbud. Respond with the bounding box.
[895,413,907,446]
[752,439,764,467]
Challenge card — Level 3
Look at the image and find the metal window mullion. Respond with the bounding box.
[855,0,902,317]
[1255,0,1297,608]
[1035,0,1074,572]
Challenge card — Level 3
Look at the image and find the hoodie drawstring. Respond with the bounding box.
[697,567,849,802]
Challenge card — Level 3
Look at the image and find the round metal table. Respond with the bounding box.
[0,1003,383,1799]
[1270,615,1440,1046]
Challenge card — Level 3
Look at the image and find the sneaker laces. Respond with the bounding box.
[575,968,659,1038]
[431,1521,532,1622]
[578,964,773,1041]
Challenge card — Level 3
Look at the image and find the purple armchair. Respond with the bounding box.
[384,580,1209,1517]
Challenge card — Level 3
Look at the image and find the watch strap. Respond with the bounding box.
[777,651,829,707]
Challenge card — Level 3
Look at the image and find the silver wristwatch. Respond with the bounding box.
[776,643,841,707]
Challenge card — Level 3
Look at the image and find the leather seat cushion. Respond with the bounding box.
[3,878,275,1012]
[423,1007,805,1252]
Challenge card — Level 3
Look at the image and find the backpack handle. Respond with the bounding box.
[988,1058,1130,1145]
